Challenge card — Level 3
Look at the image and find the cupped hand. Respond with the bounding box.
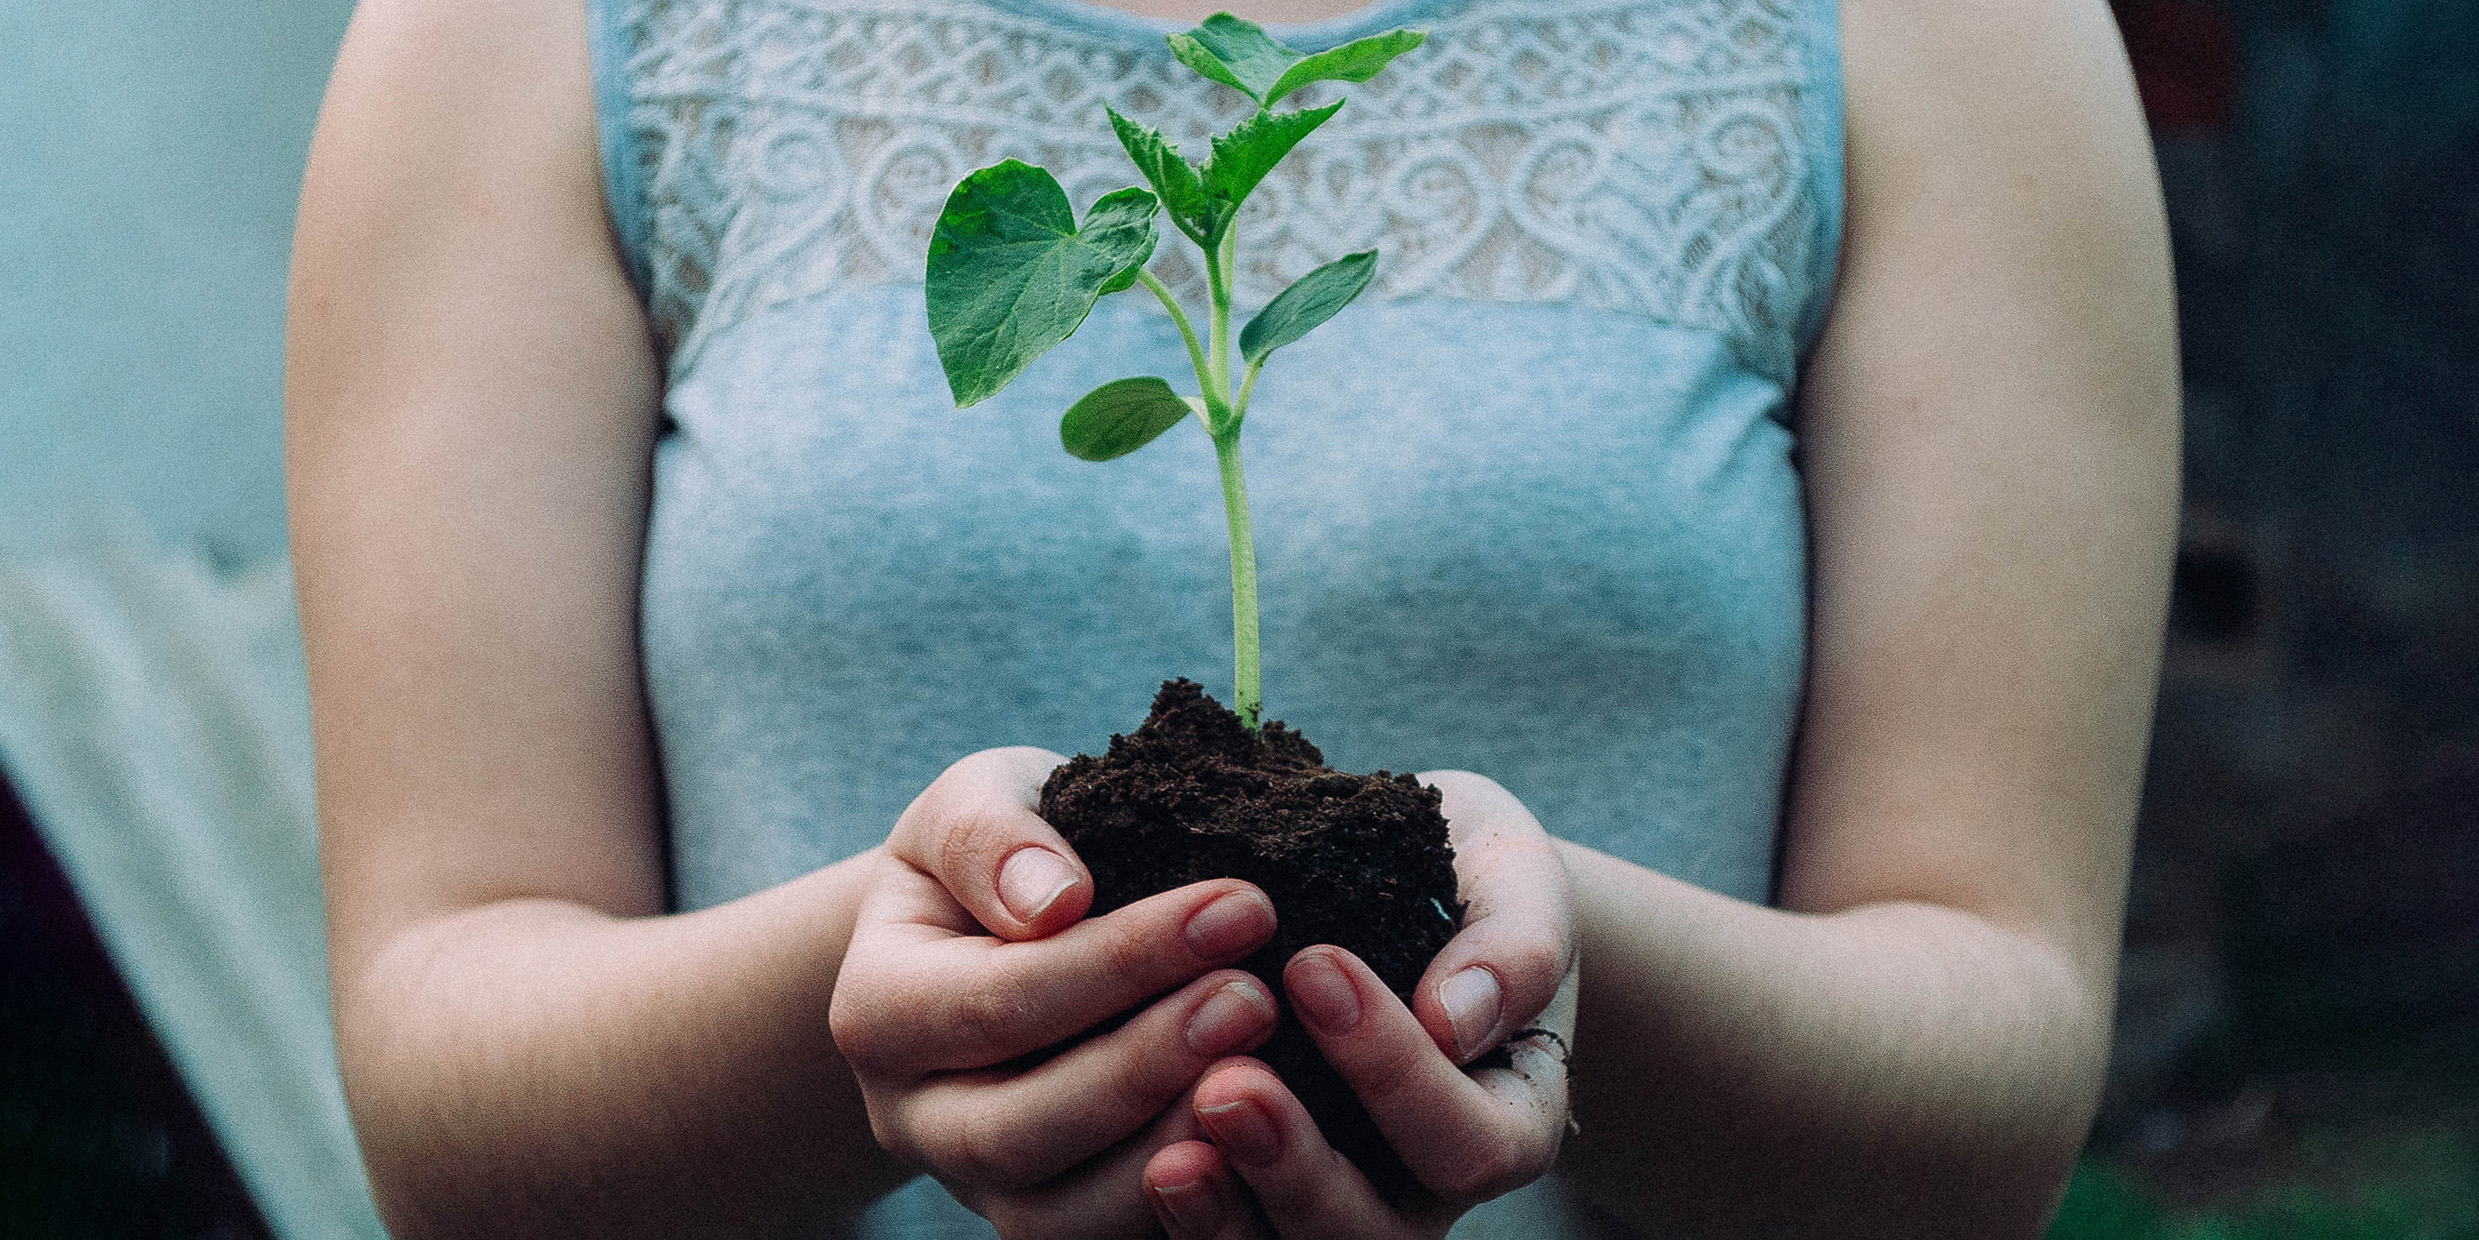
[1139,770,1580,1239]
[828,747,1285,1240]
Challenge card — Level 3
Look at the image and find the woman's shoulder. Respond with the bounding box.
[1825,0,2170,407]
[1836,0,2157,205]
[310,0,606,211]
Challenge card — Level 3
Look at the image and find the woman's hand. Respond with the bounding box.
[829,747,1286,1239]
[1139,771,1580,1239]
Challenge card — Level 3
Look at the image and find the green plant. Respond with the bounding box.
[924,13,1423,731]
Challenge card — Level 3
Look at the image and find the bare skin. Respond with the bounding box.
[286,0,2174,1234]
[829,755,1577,1239]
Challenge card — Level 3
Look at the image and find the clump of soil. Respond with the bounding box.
[1040,678,1462,1193]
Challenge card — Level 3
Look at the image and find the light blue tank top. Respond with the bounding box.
[589,0,1841,1232]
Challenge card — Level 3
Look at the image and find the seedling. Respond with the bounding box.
[925,13,1424,732]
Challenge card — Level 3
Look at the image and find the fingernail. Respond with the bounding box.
[1184,889,1275,961]
[1152,1179,1224,1235]
[1287,952,1362,1036]
[997,848,1076,923]
[1441,967,1503,1060]
[1199,1098,1282,1166]
[1185,980,1276,1057]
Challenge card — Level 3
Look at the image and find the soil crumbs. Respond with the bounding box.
[1040,679,1462,1195]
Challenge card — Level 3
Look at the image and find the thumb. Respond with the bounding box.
[889,746,1090,940]
[1413,770,1576,1064]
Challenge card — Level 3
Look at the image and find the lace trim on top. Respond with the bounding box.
[612,0,1831,383]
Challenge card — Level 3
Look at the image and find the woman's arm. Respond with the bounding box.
[1558,0,2179,1233]
[286,0,909,1232]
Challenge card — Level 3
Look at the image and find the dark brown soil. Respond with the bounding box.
[1039,679,1462,1194]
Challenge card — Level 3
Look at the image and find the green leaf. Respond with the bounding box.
[1164,16,1424,108]
[1240,250,1377,365]
[926,162,1159,407]
[1059,377,1197,461]
[1165,14,1299,106]
[1264,29,1425,107]
[1106,108,1218,243]
[1201,100,1343,213]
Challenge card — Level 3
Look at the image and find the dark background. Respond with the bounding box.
[3,0,2473,1234]
[2064,0,2479,1233]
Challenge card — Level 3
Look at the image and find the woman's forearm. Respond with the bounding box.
[1555,842,2110,1239]
[336,851,911,1239]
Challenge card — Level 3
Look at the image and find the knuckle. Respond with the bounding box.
[952,978,1032,1053]
[1507,1124,1561,1189]
[864,1105,911,1162]
[893,771,959,852]
[935,803,1017,885]
[944,1107,1038,1191]
[830,971,951,1074]
[1498,935,1569,1004]
[1095,916,1159,981]
[1432,1142,1521,1202]
[1091,1033,1176,1118]
[981,1203,1023,1240]
[983,1201,1048,1240]
[1359,1030,1428,1099]
[1437,1124,1557,1202]
[826,993,890,1073]
[865,1090,940,1169]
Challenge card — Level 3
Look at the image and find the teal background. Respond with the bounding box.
[0,0,351,561]
[1,0,2473,1234]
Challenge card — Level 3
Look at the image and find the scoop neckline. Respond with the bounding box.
[966,0,1461,52]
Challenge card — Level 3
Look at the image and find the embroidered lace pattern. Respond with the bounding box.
[616,0,1826,381]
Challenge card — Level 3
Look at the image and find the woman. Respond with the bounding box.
[285,0,2178,1233]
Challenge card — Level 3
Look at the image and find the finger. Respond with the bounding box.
[1143,1142,1267,1240]
[890,746,1088,940]
[975,1081,1215,1240]
[1191,1060,1411,1240]
[900,971,1279,1188]
[836,878,1277,1073]
[1286,947,1567,1203]
[1414,771,1577,1063]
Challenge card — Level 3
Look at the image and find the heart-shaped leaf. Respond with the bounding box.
[1107,108,1218,244]
[1166,13,1297,106]
[1165,16,1424,108]
[1060,376,1198,461]
[926,161,1159,407]
[1264,29,1425,107]
[1240,250,1377,365]
[1201,100,1343,214]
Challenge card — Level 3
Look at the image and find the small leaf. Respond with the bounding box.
[1165,31,1260,103]
[1201,101,1342,213]
[926,162,1159,407]
[1264,29,1425,107]
[1060,377,1196,461]
[1240,250,1377,365]
[1086,186,1164,294]
[1107,107,1218,243]
[1165,13,1301,105]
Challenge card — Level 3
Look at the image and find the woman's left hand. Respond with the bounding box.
[1140,771,1580,1238]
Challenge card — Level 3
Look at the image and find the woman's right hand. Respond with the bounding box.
[830,747,1285,1239]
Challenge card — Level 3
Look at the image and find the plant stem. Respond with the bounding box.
[1212,424,1262,730]
[1137,270,1215,411]
[1201,223,1260,728]
[1235,357,1263,417]
[1203,243,1229,399]
[1211,227,1238,398]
